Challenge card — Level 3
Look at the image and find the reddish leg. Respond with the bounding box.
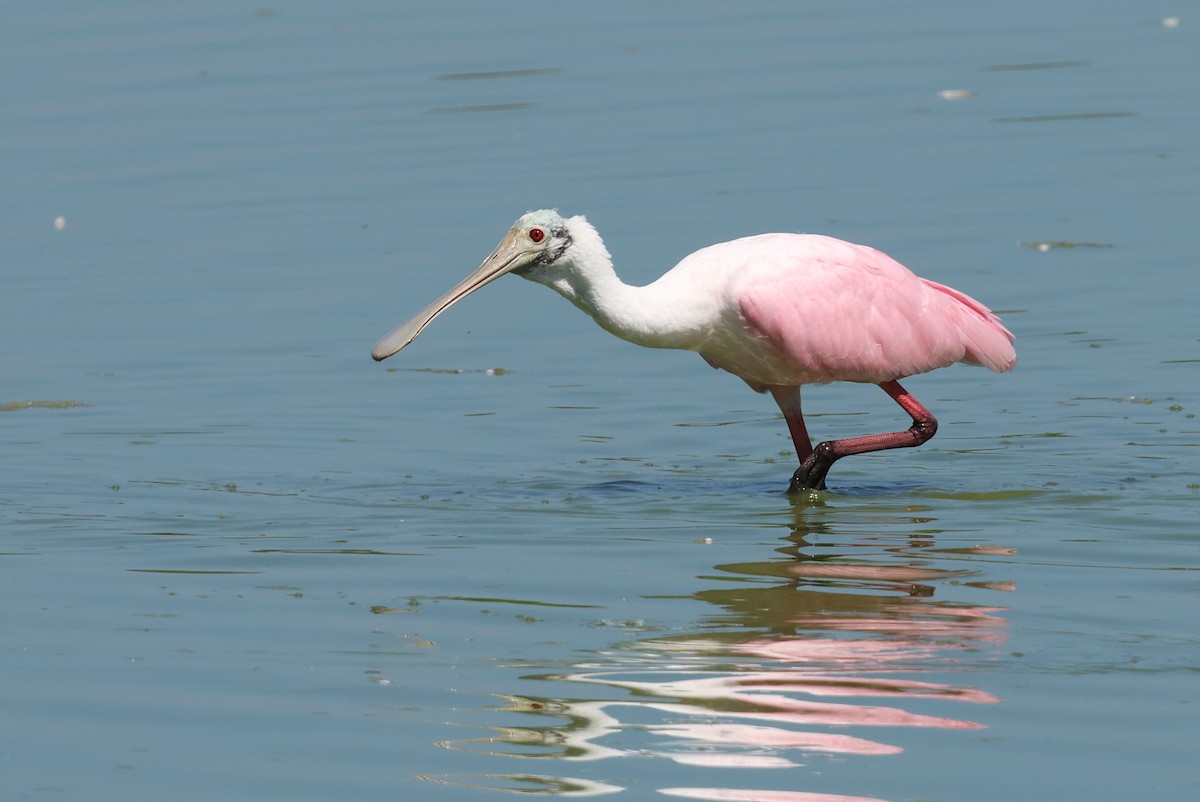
[769,386,814,463]
[788,380,938,492]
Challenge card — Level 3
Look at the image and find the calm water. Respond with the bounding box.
[3,2,1197,800]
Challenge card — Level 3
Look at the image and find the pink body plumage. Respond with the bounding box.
[674,233,1015,391]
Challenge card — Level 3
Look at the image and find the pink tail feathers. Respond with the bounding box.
[924,279,1017,374]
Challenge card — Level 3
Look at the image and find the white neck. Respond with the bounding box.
[521,217,711,351]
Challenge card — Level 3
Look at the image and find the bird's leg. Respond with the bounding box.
[791,380,938,491]
[769,387,826,491]
[769,387,814,463]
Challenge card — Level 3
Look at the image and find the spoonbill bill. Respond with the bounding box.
[372,210,1015,491]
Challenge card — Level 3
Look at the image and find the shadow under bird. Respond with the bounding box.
[372,210,1016,491]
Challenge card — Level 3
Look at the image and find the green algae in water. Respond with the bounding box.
[0,400,88,412]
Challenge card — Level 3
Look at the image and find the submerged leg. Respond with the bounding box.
[790,379,938,492]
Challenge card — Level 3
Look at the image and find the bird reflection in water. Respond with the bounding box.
[425,512,1013,800]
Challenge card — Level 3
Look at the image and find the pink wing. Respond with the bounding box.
[734,236,1015,385]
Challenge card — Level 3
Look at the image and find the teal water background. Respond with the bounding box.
[3,2,1197,800]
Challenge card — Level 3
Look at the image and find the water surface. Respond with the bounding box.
[3,2,1197,800]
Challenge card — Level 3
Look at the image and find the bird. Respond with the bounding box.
[372,210,1016,492]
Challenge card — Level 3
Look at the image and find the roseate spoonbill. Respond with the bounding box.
[372,210,1015,491]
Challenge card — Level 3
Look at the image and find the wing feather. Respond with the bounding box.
[731,236,1014,385]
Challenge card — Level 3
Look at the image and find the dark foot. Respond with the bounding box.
[788,443,837,492]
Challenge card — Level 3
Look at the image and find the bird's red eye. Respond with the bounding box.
[529,228,545,243]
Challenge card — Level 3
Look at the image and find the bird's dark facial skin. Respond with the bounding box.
[537,225,572,265]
